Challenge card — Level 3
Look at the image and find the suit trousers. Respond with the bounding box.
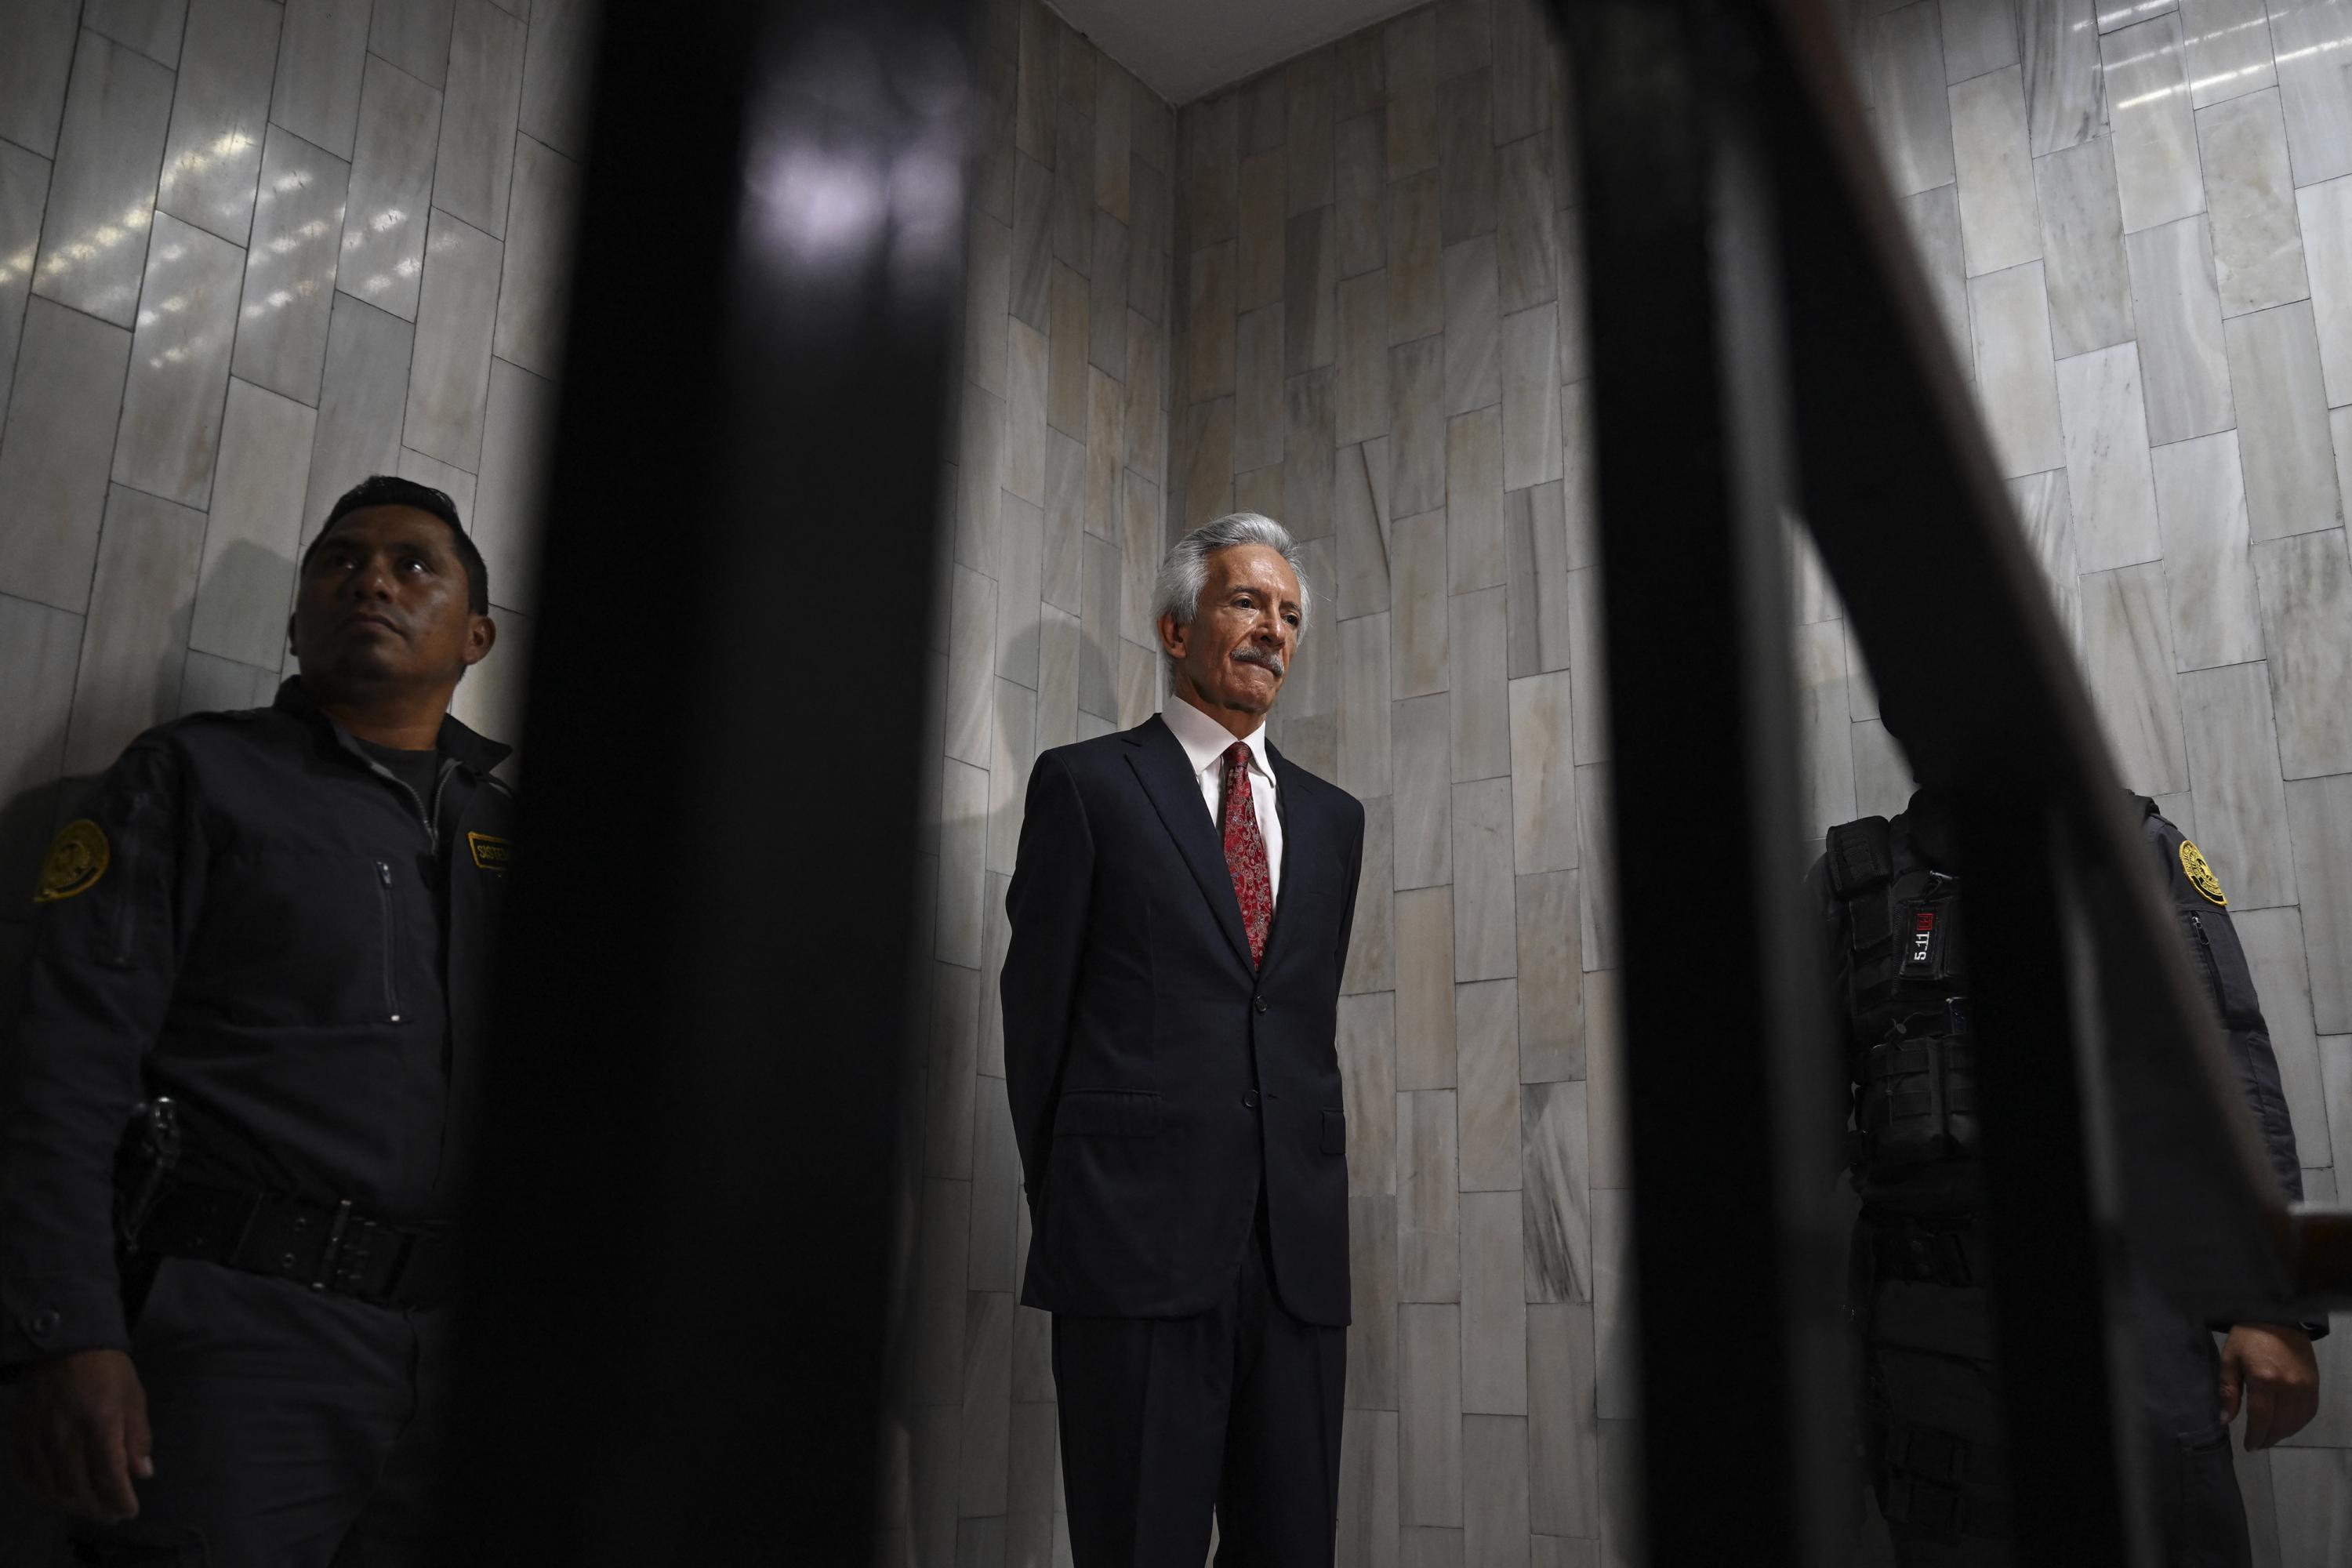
[1051,1207,1346,1567]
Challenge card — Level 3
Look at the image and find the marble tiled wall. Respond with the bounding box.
[887,1,1177,1562]
[0,0,583,1001]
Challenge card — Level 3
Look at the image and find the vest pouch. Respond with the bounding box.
[1858,1031,1980,1169]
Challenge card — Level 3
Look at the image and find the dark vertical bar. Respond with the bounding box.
[1555,3,1846,1559]
[445,0,970,1559]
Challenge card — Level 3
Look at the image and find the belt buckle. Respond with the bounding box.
[309,1200,354,1292]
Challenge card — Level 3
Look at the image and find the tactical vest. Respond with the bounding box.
[1825,816,1980,1201]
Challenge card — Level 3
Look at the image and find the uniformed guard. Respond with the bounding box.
[1817,786,2321,1566]
[2,475,515,1564]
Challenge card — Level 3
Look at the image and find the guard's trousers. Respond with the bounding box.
[1051,1210,1346,1568]
[66,1259,451,1566]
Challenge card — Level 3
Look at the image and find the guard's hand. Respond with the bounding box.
[2220,1323,2320,1450]
[15,1348,152,1523]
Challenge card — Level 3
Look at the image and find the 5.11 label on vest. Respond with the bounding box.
[1900,902,1944,976]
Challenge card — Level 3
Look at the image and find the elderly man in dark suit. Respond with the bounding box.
[1000,512,1365,1566]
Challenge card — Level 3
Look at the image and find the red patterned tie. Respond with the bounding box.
[1221,742,1272,967]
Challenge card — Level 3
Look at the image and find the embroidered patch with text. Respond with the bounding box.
[34,819,110,904]
[467,833,513,873]
[2180,839,2227,906]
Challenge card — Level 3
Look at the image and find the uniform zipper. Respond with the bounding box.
[376,860,404,1023]
[2187,913,2226,1016]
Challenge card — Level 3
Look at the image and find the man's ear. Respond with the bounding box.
[463,615,499,668]
[1157,611,1185,660]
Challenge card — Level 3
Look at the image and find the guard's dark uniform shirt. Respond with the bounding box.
[0,678,514,1367]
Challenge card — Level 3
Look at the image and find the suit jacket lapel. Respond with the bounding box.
[1125,716,1256,975]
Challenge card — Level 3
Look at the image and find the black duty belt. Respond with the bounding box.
[132,1178,454,1309]
[1865,1214,1987,1289]
[1876,1415,2012,1541]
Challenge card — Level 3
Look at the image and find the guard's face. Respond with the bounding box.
[1160,544,1302,719]
[290,506,494,691]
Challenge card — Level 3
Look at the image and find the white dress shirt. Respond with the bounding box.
[1161,696,1283,906]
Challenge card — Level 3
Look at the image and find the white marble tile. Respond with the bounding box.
[2288,773,2352,1033]
[2035,136,2137,356]
[2178,662,2298,906]
[2103,13,2206,233]
[1795,618,1860,839]
[1581,968,1625,1187]
[154,0,281,248]
[1516,869,1583,1083]
[1443,235,1501,416]
[1452,586,1510,783]
[369,0,454,90]
[1399,1083,1461,1295]
[2227,301,2343,540]
[2127,215,2236,443]
[2269,1446,2352,1565]
[2024,0,2107,155]
[2179,0,2276,109]
[1567,566,1608,765]
[0,299,130,613]
[986,676,1037,879]
[176,648,277,715]
[1233,303,1282,474]
[1337,270,1391,445]
[2252,528,2352,778]
[1502,302,1563,489]
[1508,670,1577,874]
[997,494,1044,691]
[1527,1301,1598,1540]
[1952,67,2045,276]
[1338,1408,1401,1568]
[230,127,349,406]
[1943,0,2021,80]
[1497,134,1557,320]
[1577,762,1618,971]
[2056,340,2165,568]
[1345,797,1398,997]
[2270,0,2352,186]
[2007,464,2084,641]
[0,592,85,822]
[1506,481,1570,678]
[1520,1080,1591,1303]
[0,140,49,418]
[2152,430,2264,668]
[111,213,245,510]
[190,378,314,670]
[2299,173,2352,411]
[1458,996,1525,1198]
[299,292,412,540]
[1454,782,1516,985]
[394,444,473,519]
[1338,612,1394,800]
[403,209,503,470]
[1399,1301,1465,1526]
[2235,906,2334,1167]
[1339,991,1398,1200]
[435,0,525,239]
[2080,561,2192,792]
[85,0,185,69]
[1397,887,1457,1091]
[492,134,575,378]
[2199,90,2308,318]
[270,0,374,162]
[1390,336,1446,519]
[63,485,203,775]
[1868,3,1958,194]
[337,56,442,324]
[1591,1186,1639,1419]
[0,0,81,159]
[1461,1414,1531,1563]
[1392,510,1450,700]
[518,0,594,160]
[1969,261,2069,476]
[2100,0,2181,27]
[31,31,177,328]
[1396,691,1454,891]
[1852,716,1917,817]
[1900,183,1975,375]
[1450,407,1506,594]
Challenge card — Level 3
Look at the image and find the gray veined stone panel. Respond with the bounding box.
[1340,613,1395,800]
[1338,1408,1400,1566]
[177,649,278,717]
[2302,174,2352,405]
[1458,1189,1534,1410]
[2126,215,2236,444]
[2024,0,2106,155]
[1522,1080,1592,1304]
[1944,0,2022,81]
[2079,561,2191,793]
[2035,137,2137,357]
[63,485,204,776]
[985,677,1037,878]
[2252,528,2352,779]
[0,0,80,160]
[1853,717,1917,818]
[394,445,471,519]
[31,31,177,329]
[2103,13,2206,234]
[190,379,314,670]
[2234,906,2333,1168]
[2199,90,2309,319]
[1454,783,1517,986]
[1451,586,1510,783]
[1577,761,1620,971]
[2054,340,2165,570]
[1443,235,1502,416]
[943,565,996,770]
[1592,1187,1639,1419]
[1284,206,1335,376]
[1867,3,1958,194]
[493,135,579,379]
[1286,370,1337,542]
[1385,9,1440,183]
[473,357,553,617]
[518,0,596,161]
[1399,1302,1465,1526]
[1509,670,1578,874]
[1337,270,1392,445]
[1567,565,1608,765]
[1347,797,1399,997]
[1004,321,1048,506]
[1338,441,1392,620]
[1397,884,1457,1089]
[1392,510,1450,700]
[1506,481,1571,678]
[2180,0,2276,110]
[1951,67,2045,277]
[1462,1416,1531,1564]
[0,592,85,829]
[1969,261,2068,477]
[2287,773,2352,1033]
[1449,408,1506,593]
[270,0,374,163]
[2270,0,2352,186]
[111,214,247,510]
[1334,112,1386,283]
[1458,983,1524,1196]
[1516,869,1583,1082]
[1390,336,1447,520]
[1009,154,1053,334]
[935,763,989,969]
[337,57,442,325]
[0,300,132,614]
[1899,183,1975,376]
[1503,303,1564,490]
[1233,303,1283,473]
[300,293,412,540]
[2226,301,2343,541]
[1388,168,1441,342]
[1583,968,1625,1181]
[1237,151,1282,312]
[0,141,49,419]
[2178,662,2298,908]
[1497,135,1559,317]
[230,127,350,407]
[1399,1089,1462,1298]
[402,209,503,471]
[1528,1301,1599,1538]
[369,0,456,91]
[2152,430,2265,670]
[2009,466,2083,643]
[1436,68,1497,247]
[1341,992,1398,1197]
[154,0,282,248]
[995,495,1044,692]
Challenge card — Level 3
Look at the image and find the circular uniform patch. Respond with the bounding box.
[34,818,110,905]
[2180,839,2227,907]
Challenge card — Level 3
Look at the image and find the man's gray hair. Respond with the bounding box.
[1150,514,1314,651]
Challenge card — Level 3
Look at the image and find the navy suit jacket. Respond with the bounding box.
[1000,713,1365,1327]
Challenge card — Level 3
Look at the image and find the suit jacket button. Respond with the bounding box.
[1243,1091,1260,1109]
[1253,995,1268,1014]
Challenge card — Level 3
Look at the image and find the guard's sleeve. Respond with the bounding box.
[999,750,1094,1214]
[0,740,194,1369]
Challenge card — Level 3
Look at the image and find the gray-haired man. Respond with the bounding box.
[1000,515,1364,1564]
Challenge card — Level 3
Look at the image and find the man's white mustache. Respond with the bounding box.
[1234,647,1284,677]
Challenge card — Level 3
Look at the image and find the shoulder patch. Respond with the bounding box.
[466,832,512,872]
[2180,839,2227,906]
[34,819,110,903]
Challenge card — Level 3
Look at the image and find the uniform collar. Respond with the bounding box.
[274,677,514,775]
[1160,694,1275,792]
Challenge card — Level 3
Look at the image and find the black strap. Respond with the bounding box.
[1878,1416,2012,1540]
[1826,817,1896,953]
[132,1178,453,1309]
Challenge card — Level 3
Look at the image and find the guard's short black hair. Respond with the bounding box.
[302,474,490,615]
